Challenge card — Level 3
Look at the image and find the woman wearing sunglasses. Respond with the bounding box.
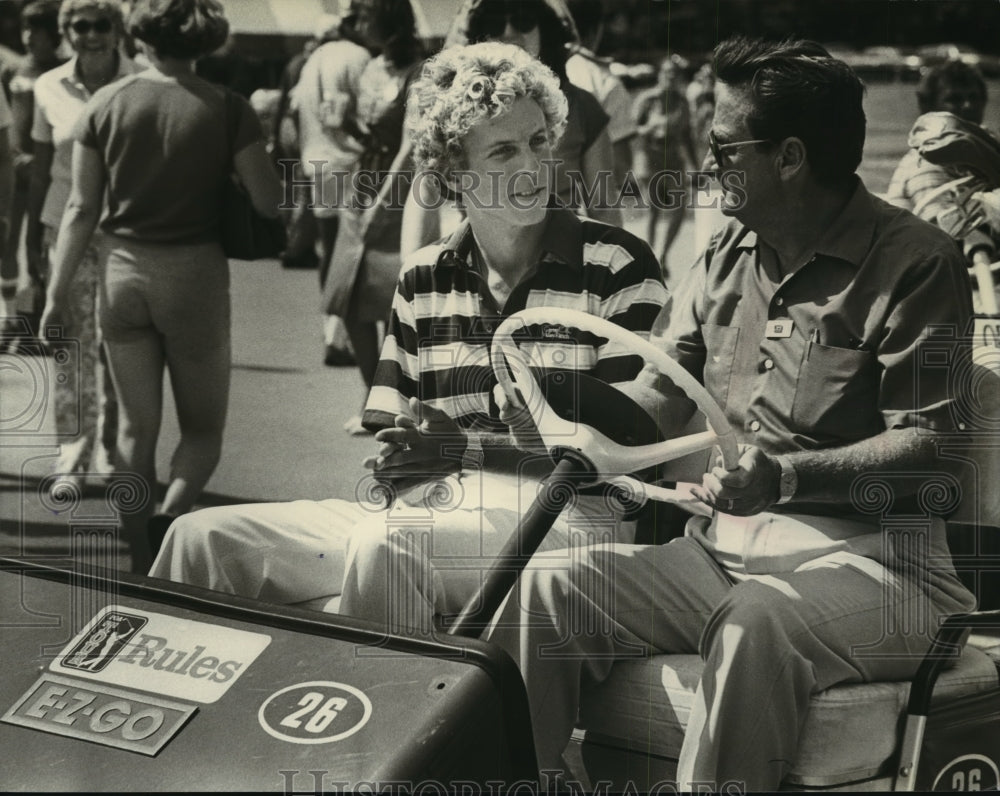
[28,0,142,495]
[400,0,621,257]
[40,0,282,572]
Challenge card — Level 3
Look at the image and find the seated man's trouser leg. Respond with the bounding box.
[339,470,637,633]
[149,499,369,604]
[486,528,974,792]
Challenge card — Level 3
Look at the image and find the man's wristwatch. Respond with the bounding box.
[461,432,484,470]
[775,454,798,505]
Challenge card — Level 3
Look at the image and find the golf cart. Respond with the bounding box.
[2,308,998,792]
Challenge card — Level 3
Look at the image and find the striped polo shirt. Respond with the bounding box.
[363,208,669,435]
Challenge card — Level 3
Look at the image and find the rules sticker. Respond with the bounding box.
[51,606,271,703]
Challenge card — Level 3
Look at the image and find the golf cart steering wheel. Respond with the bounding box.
[491,307,740,482]
[446,308,741,638]
[448,307,739,636]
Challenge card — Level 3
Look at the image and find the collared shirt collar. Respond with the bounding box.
[734,177,878,268]
[61,51,137,96]
[437,206,584,270]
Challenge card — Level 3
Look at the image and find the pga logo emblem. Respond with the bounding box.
[62,611,148,673]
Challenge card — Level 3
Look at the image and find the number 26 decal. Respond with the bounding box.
[278,692,349,733]
[259,682,371,744]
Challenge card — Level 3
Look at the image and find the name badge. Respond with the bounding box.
[765,320,794,339]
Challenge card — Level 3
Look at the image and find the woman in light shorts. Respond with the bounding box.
[40,0,282,572]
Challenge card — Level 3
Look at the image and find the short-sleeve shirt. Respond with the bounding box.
[553,83,610,208]
[364,207,669,434]
[32,54,141,229]
[565,47,636,145]
[632,82,692,170]
[656,179,973,460]
[294,38,370,170]
[73,72,263,244]
[0,82,13,129]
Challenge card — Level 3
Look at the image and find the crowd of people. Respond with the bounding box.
[2,0,282,570]
[0,0,997,790]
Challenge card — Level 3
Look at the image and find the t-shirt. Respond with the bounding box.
[632,82,692,170]
[554,82,610,208]
[294,38,370,169]
[74,71,262,244]
[0,81,13,128]
[565,47,636,145]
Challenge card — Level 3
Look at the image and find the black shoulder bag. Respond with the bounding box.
[220,90,286,260]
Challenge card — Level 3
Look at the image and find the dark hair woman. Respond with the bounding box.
[320,0,425,436]
[40,0,283,572]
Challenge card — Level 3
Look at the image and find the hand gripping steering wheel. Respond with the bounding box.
[447,308,739,638]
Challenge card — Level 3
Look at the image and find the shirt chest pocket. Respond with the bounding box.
[701,323,740,409]
[791,343,882,440]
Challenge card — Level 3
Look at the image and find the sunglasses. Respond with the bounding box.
[70,18,113,35]
[707,129,769,168]
[473,4,540,39]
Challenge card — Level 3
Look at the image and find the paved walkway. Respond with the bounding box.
[0,261,380,570]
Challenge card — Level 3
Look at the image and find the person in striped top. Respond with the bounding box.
[151,42,669,618]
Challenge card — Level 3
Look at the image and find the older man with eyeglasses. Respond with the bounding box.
[489,35,979,791]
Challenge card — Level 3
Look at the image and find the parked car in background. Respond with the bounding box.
[821,42,922,82]
[609,59,657,89]
[857,45,922,81]
[917,43,1000,77]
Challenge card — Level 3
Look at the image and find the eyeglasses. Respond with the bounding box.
[473,4,540,39]
[70,18,113,35]
[707,129,770,168]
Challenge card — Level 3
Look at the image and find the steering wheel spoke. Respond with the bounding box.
[492,308,739,487]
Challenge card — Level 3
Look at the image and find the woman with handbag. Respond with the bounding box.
[320,0,424,436]
[40,0,282,572]
[292,11,370,366]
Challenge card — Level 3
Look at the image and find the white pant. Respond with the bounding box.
[338,470,638,632]
[150,498,370,608]
[150,469,636,616]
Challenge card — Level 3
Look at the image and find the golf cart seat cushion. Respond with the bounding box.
[576,645,998,786]
[969,631,1000,663]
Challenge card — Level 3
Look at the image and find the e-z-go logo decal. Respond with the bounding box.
[258,682,372,744]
